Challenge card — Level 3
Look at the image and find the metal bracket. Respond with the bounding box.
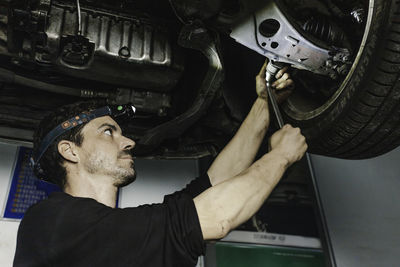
[230,1,351,78]
[136,21,224,153]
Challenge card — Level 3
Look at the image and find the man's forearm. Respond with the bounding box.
[194,149,289,240]
[207,97,270,186]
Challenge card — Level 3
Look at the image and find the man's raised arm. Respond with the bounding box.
[207,61,294,186]
[194,124,307,240]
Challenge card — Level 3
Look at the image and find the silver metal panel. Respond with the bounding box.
[310,150,400,267]
[230,1,350,77]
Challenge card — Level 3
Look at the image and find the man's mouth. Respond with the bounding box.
[119,156,132,160]
[118,150,133,160]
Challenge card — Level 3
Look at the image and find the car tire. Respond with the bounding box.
[283,0,400,159]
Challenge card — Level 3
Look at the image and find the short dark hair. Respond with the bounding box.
[33,100,106,189]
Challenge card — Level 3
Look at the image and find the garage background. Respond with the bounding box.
[0,140,399,266]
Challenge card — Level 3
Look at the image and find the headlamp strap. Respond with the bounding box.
[31,106,112,171]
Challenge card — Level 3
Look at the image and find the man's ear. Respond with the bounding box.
[58,140,79,163]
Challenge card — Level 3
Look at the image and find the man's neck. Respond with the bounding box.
[64,172,118,208]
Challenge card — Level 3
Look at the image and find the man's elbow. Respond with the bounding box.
[203,219,232,240]
[217,219,232,239]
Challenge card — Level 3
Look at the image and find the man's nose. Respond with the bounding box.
[121,135,135,150]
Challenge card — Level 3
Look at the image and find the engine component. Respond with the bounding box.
[4,0,185,92]
[76,0,82,35]
[59,35,94,67]
[350,6,365,24]
[115,88,171,116]
[169,0,224,23]
[135,21,224,154]
[0,12,6,54]
[302,16,346,46]
[0,66,112,99]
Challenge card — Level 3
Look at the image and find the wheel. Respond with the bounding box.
[282,0,400,159]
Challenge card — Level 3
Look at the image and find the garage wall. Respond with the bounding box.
[310,148,400,267]
[119,159,200,207]
[0,142,19,267]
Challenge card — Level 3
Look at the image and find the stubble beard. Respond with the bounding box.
[113,160,137,187]
[84,151,137,188]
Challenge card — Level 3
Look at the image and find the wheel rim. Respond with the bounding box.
[283,0,375,121]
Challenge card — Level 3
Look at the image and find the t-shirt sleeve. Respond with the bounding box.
[107,194,205,266]
[105,194,205,266]
[171,172,212,199]
[162,193,205,262]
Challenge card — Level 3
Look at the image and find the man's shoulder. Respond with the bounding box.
[23,192,101,222]
[21,192,70,222]
[27,191,69,209]
[20,192,112,236]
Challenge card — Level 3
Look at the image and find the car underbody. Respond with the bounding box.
[2,0,400,160]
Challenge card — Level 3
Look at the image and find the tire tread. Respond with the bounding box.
[310,0,400,158]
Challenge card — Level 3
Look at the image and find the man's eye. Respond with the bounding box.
[104,129,113,136]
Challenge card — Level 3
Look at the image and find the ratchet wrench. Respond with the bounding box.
[265,60,285,128]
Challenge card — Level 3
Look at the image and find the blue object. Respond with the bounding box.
[4,147,61,219]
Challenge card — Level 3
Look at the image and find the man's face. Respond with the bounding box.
[77,116,136,187]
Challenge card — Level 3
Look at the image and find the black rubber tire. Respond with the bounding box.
[284,0,400,159]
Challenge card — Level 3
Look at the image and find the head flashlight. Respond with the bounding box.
[31,103,136,180]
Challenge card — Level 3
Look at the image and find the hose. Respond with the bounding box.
[0,67,112,98]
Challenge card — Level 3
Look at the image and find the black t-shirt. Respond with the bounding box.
[13,174,211,267]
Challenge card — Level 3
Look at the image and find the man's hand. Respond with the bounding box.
[270,124,308,164]
[256,60,295,104]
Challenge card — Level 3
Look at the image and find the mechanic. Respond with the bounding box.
[13,61,307,267]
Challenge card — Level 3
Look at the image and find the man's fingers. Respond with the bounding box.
[275,66,289,79]
[276,80,294,90]
[275,79,294,90]
[272,73,290,88]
